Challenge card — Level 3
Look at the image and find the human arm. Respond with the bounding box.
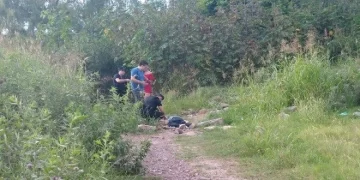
[131,76,147,85]
[158,106,165,113]
[144,76,151,83]
[131,69,147,85]
[115,78,130,83]
[114,74,130,83]
[156,98,165,115]
[158,105,165,117]
[145,73,155,85]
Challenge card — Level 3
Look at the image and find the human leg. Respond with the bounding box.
[152,110,165,120]
[131,90,141,103]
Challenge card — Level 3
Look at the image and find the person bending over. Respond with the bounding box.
[141,94,166,120]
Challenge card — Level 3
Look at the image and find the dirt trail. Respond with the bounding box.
[124,111,245,180]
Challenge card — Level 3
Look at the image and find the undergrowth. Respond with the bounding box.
[171,54,360,179]
[0,48,149,179]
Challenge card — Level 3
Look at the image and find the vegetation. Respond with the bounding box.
[171,54,360,179]
[1,0,360,179]
[2,0,360,92]
[0,44,149,179]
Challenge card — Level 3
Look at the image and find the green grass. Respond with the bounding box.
[163,87,234,115]
[169,55,360,179]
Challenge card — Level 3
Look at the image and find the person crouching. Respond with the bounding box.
[141,94,166,121]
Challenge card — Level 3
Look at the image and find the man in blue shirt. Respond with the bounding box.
[130,60,149,102]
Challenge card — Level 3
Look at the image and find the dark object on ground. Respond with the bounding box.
[167,116,191,128]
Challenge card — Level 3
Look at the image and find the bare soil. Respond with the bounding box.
[123,111,245,180]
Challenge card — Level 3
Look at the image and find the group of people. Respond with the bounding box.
[112,60,166,121]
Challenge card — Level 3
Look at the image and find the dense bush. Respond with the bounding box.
[237,54,360,112]
[2,0,358,93]
[0,48,149,179]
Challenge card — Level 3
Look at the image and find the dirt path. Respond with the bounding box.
[124,112,244,180]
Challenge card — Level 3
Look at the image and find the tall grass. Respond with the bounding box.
[163,87,228,115]
[0,45,148,179]
[173,54,360,179]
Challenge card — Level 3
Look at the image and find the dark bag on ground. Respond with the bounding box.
[167,116,187,127]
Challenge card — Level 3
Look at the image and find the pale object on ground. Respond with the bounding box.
[353,112,360,117]
[204,126,235,130]
[195,118,224,128]
[279,112,290,119]
[283,106,297,113]
[209,107,229,114]
[222,126,234,130]
[179,124,187,129]
[138,124,156,131]
[204,126,217,130]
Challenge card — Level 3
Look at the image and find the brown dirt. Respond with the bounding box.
[123,111,245,180]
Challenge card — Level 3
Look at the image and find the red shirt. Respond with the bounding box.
[144,72,155,93]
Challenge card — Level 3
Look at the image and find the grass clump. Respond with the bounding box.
[163,87,232,115]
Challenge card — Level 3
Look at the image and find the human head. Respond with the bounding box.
[118,67,125,76]
[157,93,164,101]
[138,60,149,71]
[145,68,152,73]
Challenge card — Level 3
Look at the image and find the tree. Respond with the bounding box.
[21,0,360,92]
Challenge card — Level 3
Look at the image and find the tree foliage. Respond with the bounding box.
[2,0,360,92]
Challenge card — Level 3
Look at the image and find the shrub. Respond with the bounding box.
[0,49,149,179]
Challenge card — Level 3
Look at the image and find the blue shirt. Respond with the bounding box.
[130,67,144,91]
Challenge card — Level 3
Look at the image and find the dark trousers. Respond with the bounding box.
[115,89,127,104]
[131,90,142,103]
[141,106,164,120]
[149,111,165,119]
[116,90,126,97]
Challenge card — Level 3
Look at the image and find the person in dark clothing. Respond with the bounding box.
[141,94,166,120]
[113,67,130,97]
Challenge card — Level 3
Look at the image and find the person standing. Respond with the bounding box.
[113,67,130,97]
[130,60,149,102]
[144,69,155,99]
